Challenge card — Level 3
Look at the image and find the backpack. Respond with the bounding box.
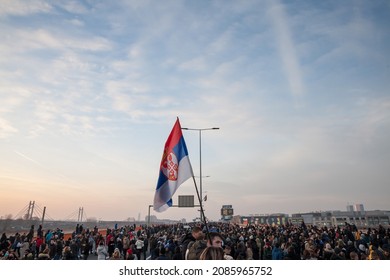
[186,240,207,260]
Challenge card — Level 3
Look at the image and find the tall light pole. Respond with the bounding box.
[148,205,153,227]
[181,127,219,211]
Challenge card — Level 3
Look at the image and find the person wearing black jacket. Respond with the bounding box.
[180,226,204,259]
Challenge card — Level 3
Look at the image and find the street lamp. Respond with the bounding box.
[147,205,153,227]
[181,127,219,209]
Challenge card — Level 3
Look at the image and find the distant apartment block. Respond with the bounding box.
[290,209,390,227]
[354,204,365,212]
[232,204,390,228]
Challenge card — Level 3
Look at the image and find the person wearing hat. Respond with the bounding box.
[125,248,135,260]
[262,241,272,260]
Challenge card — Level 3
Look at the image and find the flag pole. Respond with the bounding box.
[181,125,219,246]
[191,175,212,245]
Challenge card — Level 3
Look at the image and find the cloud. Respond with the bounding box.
[267,0,305,99]
[0,118,18,138]
[10,29,113,52]
[0,0,52,16]
[178,57,208,72]
[12,150,88,192]
[1,18,112,60]
[57,0,89,14]
[67,19,85,27]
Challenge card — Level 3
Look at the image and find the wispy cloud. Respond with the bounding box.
[0,118,18,138]
[0,0,52,16]
[13,150,85,191]
[6,29,113,52]
[267,0,305,99]
[14,150,43,166]
[57,0,89,14]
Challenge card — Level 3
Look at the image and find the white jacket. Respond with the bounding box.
[97,245,108,260]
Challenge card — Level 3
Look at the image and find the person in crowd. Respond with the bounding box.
[135,237,144,260]
[125,248,136,260]
[96,240,108,260]
[142,236,149,259]
[110,248,121,260]
[330,247,345,260]
[122,235,130,259]
[180,226,204,259]
[27,225,34,243]
[272,243,283,260]
[37,225,43,238]
[155,247,170,260]
[1,222,390,261]
[199,246,224,260]
[223,244,234,260]
[62,246,75,260]
[263,241,272,260]
[323,243,334,260]
[350,251,359,260]
[172,246,183,260]
[381,244,390,260]
[81,236,91,260]
[107,236,115,258]
[38,248,51,260]
[207,232,223,248]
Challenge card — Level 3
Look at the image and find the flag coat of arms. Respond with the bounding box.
[153,118,193,212]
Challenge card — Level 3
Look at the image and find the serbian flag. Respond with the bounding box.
[153,118,193,212]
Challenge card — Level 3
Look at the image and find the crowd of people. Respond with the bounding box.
[1,221,389,260]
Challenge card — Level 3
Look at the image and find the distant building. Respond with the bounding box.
[347,203,365,213]
[291,210,390,227]
[236,213,289,226]
[231,203,389,228]
[291,212,333,227]
[354,204,365,212]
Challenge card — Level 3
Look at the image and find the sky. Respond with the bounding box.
[1,0,389,223]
